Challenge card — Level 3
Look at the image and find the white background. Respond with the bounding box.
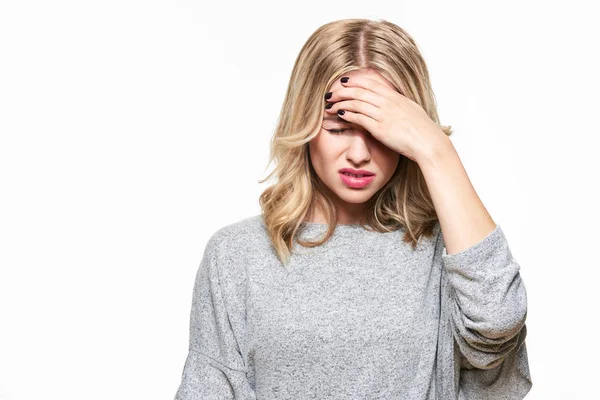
[1,0,598,399]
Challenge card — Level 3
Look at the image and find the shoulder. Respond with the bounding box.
[216,213,266,237]
[198,214,268,292]
[204,213,270,260]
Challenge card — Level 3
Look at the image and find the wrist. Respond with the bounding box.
[416,134,456,171]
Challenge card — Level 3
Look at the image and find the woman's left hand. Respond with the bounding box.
[324,75,449,163]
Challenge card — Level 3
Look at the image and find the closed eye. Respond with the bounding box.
[326,128,348,134]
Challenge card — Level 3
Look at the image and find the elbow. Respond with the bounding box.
[458,321,529,371]
[453,278,529,341]
[486,283,528,340]
[479,299,527,340]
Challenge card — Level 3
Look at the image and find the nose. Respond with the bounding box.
[345,130,372,163]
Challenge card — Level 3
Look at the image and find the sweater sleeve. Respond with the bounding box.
[439,224,533,397]
[174,234,256,400]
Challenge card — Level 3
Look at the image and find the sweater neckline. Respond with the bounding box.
[295,220,395,242]
[299,221,369,229]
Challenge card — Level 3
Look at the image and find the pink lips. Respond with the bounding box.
[339,168,375,176]
[339,172,375,188]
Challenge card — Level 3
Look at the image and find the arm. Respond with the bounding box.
[436,224,533,398]
[418,133,529,366]
[420,135,532,396]
[417,134,497,256]
[438,223,528,370]
[174,233,256,400]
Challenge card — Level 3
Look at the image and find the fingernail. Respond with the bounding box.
[341,77,349,83]
[337,109,345,115]
[325,103,333,109]
[324,92,332,100]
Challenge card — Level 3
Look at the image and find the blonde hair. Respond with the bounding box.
[258,18,453,266]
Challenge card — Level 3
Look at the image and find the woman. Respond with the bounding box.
[175,18,532,399]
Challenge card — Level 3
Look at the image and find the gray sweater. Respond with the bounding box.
[174,214,532,399]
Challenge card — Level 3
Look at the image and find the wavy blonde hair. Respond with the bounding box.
[258,18,453,266]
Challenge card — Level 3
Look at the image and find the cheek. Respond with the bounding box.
[308,139,326,173]
[374,150,401,176]
[309,137,340,177]
[312,132,341,158]
[385,153,401,170]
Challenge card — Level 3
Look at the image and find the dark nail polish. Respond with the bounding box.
[324,92,332,100]
[341,77,349,83]
[337,109,345,115]
[325,103,333,109]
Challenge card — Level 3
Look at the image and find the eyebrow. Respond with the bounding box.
[322,115,362,129]
[323,115,350,122]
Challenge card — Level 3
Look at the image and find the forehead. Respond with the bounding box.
[322,115,362,128]
[321,114,364,130]
[323,114,347,122]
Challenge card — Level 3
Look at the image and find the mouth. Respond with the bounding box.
[339,172,375,188]
[338,168,375,177]
[340,172,371,178]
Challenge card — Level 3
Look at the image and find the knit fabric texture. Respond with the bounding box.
[174,214,532,399]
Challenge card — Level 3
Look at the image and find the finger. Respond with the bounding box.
[329,86,386,109]
[339,75,401,102]
[336,108,378,135]
[327,99,383,122]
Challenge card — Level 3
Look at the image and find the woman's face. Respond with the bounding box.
[308,68,401,224]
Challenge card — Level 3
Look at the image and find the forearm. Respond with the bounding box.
[417,134,497,255]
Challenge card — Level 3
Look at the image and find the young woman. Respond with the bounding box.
[175,18,532,399]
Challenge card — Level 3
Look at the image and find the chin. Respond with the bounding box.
[333,188,377,203]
